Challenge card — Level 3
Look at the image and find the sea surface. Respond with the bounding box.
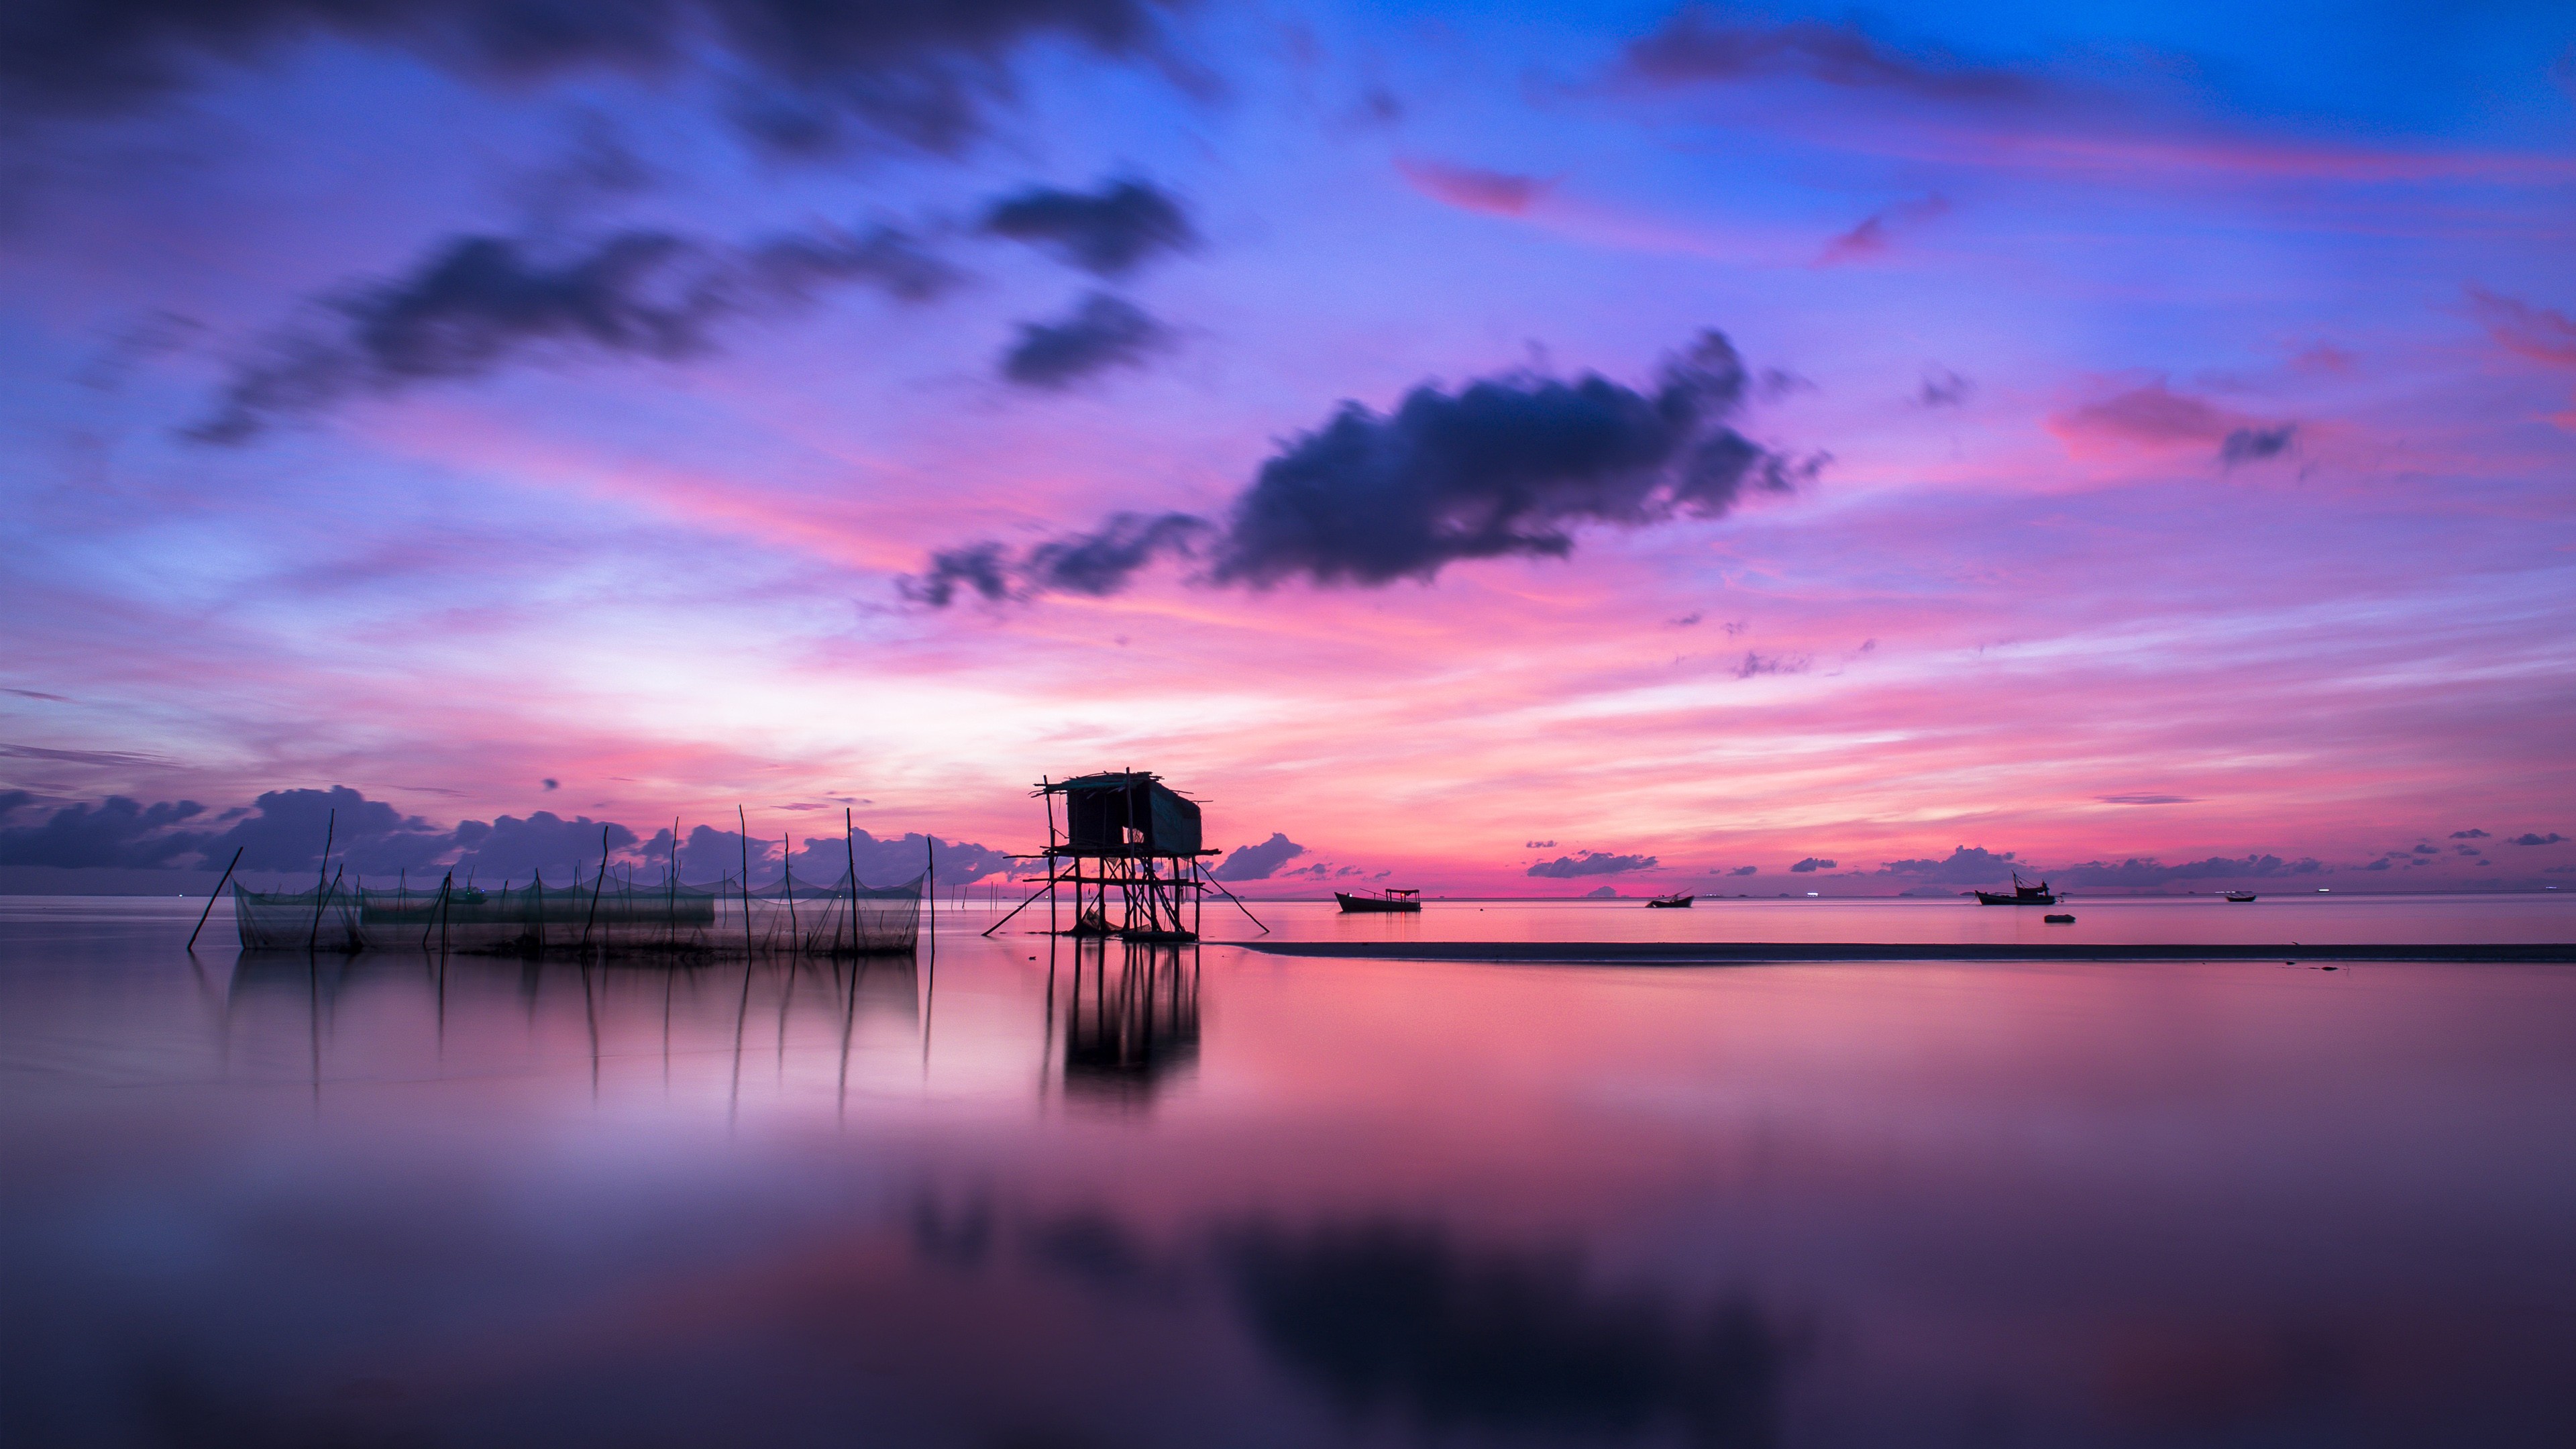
[5,894,2575,1447]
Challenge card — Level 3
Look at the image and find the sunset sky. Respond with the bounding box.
[2,1,2571,892]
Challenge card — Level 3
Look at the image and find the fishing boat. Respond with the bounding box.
[1646,893,1694,908]
[1973,873,2057,906]
[2224,891,2257,903]
[1335,888,1421,914]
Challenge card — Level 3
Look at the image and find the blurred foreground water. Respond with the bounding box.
[5,896,2574,1446]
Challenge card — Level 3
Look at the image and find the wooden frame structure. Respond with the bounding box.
[983,770,1268,942]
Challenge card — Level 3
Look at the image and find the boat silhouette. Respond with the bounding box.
[1974,873,2057,906]
[1335,888,1421,914]
[1646,893,1694,908]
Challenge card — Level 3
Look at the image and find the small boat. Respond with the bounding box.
[2224,892,2257,903]
[1336,888,1421,914]
[2044,913,2075,924]
[1974,872,2057,906]
[1646,893,1694,908]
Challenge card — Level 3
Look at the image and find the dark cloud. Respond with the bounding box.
[201,786,449,873]
[2454,844,2482,857]
[0,784,1010,886]
[0,796,205,868]
[0,790,34,820]
[1729,865,1757,876]
[1623,8,2042,102]
[1529,851,1658,878]
[2412,843,2438,855]
[900,542,1015,608]
[2220,424,2296,465]
[1210,332,1807,589]
[1874,845,2015,882]
[1000,291,1172,388]
[1220,1218,1794,1442]
[2510,833,2566,847]
[979,178,1196,276]
[448,811,638,881]
[2055,853,2323,886]
[1788,857,1835,873]
[909,328,1815,604]
[1917,367,1972,407]
[1731,651,1807,679]
[1525,839,1558,849]
[0,0,1185,156]
[1025,512,1212,594]
[2451,828,2489,839]
[1214,832,1307,881]
[197,223,958,441]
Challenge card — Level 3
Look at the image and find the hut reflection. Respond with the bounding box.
[1053,938,1200,1106]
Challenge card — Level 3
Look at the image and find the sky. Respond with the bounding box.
[1,0,2571,894]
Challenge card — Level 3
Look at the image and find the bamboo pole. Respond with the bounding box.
[738,806,754,957]
[844,808,859,957]
[581,824,610,955]
[188,846,244,952]
[307,809,335,951]
[782,833,800,953]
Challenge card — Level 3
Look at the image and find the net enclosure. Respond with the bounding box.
[233,868,924,957]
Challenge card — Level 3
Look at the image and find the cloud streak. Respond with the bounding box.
[1623,8,2043,103]
[0,0,1187,156]
[197,224,958,441]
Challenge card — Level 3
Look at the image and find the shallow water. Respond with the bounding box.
[5,897,2575,1446]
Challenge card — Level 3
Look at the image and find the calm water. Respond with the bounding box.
[6,896,2575,1447]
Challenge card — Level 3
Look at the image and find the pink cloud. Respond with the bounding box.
[1395,158,1556,217]
[2046,381,2298,464]
[1817,194,1951,265]
[2469,286,2576,368]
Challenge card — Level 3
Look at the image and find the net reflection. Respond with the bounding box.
[219,951,921,1111]
[1046,938,1199,1107]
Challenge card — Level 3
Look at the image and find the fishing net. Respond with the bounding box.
[232,869,924,956]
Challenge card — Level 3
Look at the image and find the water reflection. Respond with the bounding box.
[1222,1220,1794,1446]
[9,906,2576,1446]
[1049,939,1199,1107]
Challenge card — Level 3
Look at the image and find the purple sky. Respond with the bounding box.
[1,1,2571,891]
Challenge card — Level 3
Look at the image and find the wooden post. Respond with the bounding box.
[925,833,936,959]
[307,809,335,952]
[188,846,245,952]
[581,824,610,955]
[844,808,860,957]
[738,806,755,958]
[782,833,800,954]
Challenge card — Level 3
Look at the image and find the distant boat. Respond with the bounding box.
[2224,891,2257,903]
[1646,893,1694,908]
[1974,873,2057,906]
[2044,913,2076,924]
[1336,888,1421,914]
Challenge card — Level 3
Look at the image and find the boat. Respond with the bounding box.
[1973,872,2057,906]
[1335,888,1421,914]
[2224,892,2257,903]
[1646,893,1694,908]
[2044,913,2075,924]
